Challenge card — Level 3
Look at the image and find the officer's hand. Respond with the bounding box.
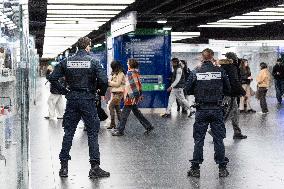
[167,87,172,92]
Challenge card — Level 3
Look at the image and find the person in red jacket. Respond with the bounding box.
[112,58,154,136]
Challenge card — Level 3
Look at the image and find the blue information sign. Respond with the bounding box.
[113,29,171,108]
[91,47,107,70]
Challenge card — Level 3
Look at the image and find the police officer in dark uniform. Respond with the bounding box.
[48,37,110,178]
[185,48,231,178]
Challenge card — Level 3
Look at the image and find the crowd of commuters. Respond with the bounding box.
[46,36,283,180]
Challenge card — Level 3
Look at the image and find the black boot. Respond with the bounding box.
[187,163,200,178]
[89,161,110,178]
[182,108,187,114]
[107,121,116,129]
[59,160,68,177]
[219,165,229,177]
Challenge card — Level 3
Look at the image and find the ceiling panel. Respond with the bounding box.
[29,0,284,58]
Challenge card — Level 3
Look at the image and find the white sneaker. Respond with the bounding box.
[257,111,268,114]
[187,110,195,117]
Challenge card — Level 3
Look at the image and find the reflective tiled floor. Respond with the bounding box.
[30,78,284,189]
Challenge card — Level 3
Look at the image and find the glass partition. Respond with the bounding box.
[0,0,37,188]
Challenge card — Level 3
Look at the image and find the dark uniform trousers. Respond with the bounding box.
[191,107,228,166]
[59,98,100,164]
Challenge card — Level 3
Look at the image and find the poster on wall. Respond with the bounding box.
[91,47,107,71]
[113,29,171,108]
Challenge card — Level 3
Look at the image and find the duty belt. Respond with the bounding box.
[195,101,223,109]
[69,88,95,93]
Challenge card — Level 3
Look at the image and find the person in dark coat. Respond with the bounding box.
[272,58,284,105]
[218,58,247,139]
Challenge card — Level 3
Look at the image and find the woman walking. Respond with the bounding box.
[107,60,125,129]
[112,58,154,136]
[239,59,255,113]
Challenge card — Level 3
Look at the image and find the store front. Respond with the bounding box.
[0,1,38,188]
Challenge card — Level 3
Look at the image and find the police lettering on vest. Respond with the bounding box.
[194,62,224,104]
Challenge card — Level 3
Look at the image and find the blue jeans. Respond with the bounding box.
[59,99,100,163]
[275,79,284,103]
[116,105,152,133]
[190,108,228,166]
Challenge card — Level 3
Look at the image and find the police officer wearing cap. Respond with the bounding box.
[48,37,110,178]
[185,48,231,178]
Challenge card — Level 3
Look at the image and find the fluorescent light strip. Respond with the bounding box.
[172,37,196,39]
[44,37,80,43]
[163,27,172,30]
[45,23,103,29]
[244,12,284,16]
[207,22,265,25]
[198,25,253,28]
[172,38,194,40]
[47,10,120,15]
[48,0,135,4]
[46,18,110,22]
[45,30,92,35]
[230,16,284,19]
[47,14,115,18]
[46,20,82,24]
[46,21,105,25]
[43,49,69,53]
[46,28,98,31]
[157,20,167,24]
[47,5,127,10]
[260,8,284,12]
[217,19,281,23]
[172,32,200,36]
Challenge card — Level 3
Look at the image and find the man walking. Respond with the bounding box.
[161,58,193,118]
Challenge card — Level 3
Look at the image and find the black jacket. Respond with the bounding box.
[219,60,246,97]
[46,69,66,95]
[240,68,251,85]
[185,61,231,104]
[48,50,108,100]
[272,63,284,80]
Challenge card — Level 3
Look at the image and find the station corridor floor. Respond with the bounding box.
[30,78,284,189]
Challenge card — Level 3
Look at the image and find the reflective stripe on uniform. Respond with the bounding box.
[196,72,221,80]
[67,61,91,68]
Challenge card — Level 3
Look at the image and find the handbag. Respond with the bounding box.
[255,87,260,100]
[97,104,108,121]
[95,94,108,121]
[249,86,255,96]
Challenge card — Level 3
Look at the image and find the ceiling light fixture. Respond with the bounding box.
[260,8,284,12]
[47,14,115,18]
[172,32,200,36]
[47,0,135,4]
[163,27,172,30]
[46,18,110,22]
[47,5,127,10]
[207,22,265,25]
[230,16,284,19]
[157,20,167,24]
[198,25,253,28]
[244,12,284,16]
[217,19,281,23]
[47,10,120,15]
